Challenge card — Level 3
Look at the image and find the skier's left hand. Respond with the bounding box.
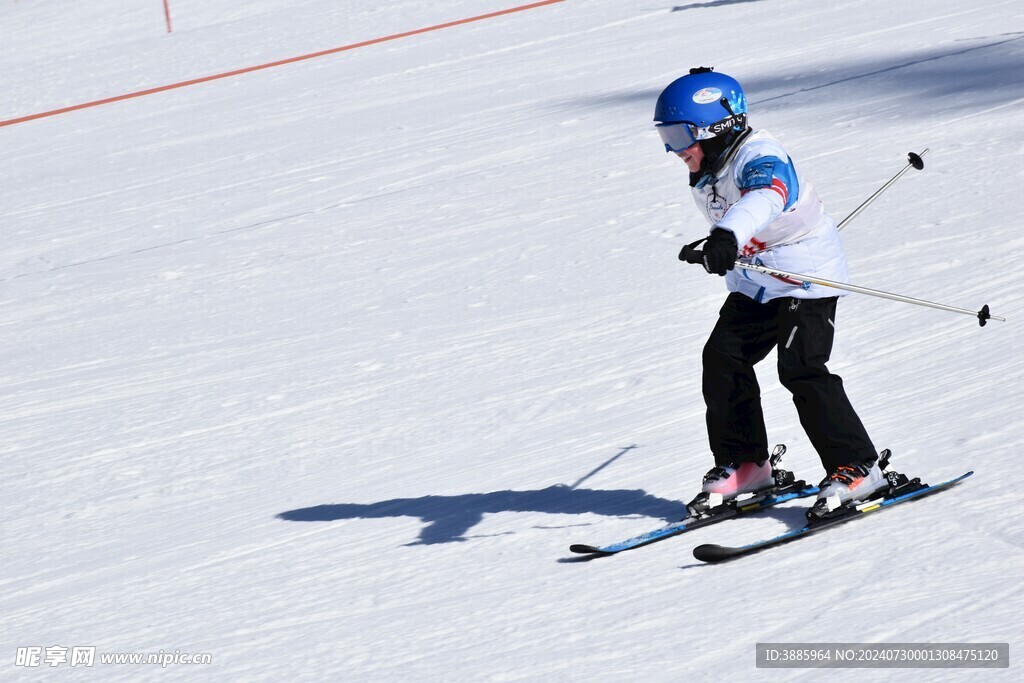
[702,229,738,275]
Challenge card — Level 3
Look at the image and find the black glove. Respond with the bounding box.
[702,228,738,275]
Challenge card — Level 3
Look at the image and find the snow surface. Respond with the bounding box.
[2,0,1023,680]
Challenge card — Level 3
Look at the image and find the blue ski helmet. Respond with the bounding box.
[654,67,748,154]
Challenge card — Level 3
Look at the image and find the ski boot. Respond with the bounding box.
[686,444,801,518]
[807,449,900,522]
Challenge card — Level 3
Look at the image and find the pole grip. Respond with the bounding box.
[679,237,707,265]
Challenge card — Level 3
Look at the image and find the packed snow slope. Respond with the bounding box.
[2,0,1023,680]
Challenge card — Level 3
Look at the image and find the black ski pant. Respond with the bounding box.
[702,292,875,471]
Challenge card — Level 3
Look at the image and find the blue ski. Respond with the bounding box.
[569,483,818,555]
[693,471,973,563]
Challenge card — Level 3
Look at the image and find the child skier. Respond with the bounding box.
[654,67,886,516]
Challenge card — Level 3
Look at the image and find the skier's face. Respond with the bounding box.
[676,142,703,173]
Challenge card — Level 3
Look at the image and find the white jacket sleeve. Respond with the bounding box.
[712,188,784,247]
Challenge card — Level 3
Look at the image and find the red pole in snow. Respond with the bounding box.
[163,0,173,33]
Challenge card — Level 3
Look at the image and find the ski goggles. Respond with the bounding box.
[656,114,746,153]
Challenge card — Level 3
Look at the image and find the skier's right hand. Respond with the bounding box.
[702,229,738,276]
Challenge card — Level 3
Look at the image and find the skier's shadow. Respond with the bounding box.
[277,485,685,546]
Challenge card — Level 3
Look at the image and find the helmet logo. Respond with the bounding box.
[692,87,722,104]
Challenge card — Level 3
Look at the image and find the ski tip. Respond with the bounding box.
[569,544,610,555]
[693,543,740,563]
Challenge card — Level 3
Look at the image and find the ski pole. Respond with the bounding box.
[679,239,1005,327]
[838,149,927,231]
